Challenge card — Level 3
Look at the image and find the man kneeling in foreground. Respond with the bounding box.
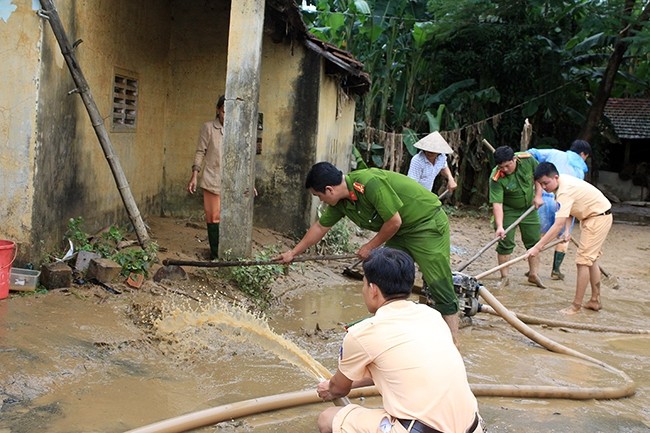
[316,248,484,433]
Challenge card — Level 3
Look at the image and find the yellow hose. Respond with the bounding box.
[124,245,637,433]
[475,286,636,400]
[480,304,650,334]
[123,387,377,433]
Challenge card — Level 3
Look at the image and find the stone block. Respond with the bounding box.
[40,262,73,290]
[87,258,122,283]
[75,250,102,272]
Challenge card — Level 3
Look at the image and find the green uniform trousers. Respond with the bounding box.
[495,207,541,255]
[386,209,458,315]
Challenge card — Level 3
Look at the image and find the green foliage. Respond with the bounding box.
[317,220,356,255]
[65,217,93,252]
[307,0,650,200]
[63,217,158,277]
[230,249,284,309]
[111,242,159,277]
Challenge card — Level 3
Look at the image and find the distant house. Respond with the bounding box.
[0,0,369,263]
[600,98,650,201]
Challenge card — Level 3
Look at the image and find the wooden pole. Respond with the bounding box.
[219,0,265,258]
[474,238,564,280]
[456,205,536,272]
[162,253,357,268]
[38,0,150,246]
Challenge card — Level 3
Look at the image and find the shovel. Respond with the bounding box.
[342,259,364,280]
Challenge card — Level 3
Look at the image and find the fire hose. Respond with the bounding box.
[124,239,637,433]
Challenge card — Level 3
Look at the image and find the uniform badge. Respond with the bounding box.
[353,182,365,194]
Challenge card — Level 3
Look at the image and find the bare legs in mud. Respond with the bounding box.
[561,262,602,315]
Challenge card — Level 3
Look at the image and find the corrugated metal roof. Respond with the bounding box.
[604,98,650,139]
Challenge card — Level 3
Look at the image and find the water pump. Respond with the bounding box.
[421,272,482,317]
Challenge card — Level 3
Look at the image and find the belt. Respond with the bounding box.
[398,413,479,433]
[598,209,612,216]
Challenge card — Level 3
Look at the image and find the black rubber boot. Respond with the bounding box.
[551,251,565,280]
[207,223,220,259]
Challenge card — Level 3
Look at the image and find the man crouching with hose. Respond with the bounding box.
[316,248,485,433]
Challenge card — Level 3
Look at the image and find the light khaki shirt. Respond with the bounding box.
[193,119,223,195]
[555,174,610,220]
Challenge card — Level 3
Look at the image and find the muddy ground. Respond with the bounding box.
[1,204,649,433]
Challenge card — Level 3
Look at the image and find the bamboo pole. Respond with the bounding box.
[38,0,150,247]
[456,205,536,272]
[473,238,564,280]
[162,254,357,268]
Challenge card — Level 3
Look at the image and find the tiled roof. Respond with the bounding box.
[604,98,650,139]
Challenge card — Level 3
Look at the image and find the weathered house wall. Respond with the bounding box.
[0,1,41,256]
[32,0,172,261]
[162,0,230,219]
[254,38,320,234]
[1,0,359,263]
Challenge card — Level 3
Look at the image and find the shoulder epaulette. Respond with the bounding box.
[491,169,505,182]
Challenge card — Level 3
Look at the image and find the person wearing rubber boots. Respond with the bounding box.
[278,162,460,345]
[528,140,591,280]
[489,146,545,288]
[528,162,612,315]
[187,95,225,259]
[316,248,484,433]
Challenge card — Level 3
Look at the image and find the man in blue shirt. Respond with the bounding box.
[528,140,591,279]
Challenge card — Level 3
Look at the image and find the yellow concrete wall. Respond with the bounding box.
[30,0,172,260]
[162,0,230,218]
[310,67,356,224]
[69,0,172,215]
[0,0,41,250]
[2,0,358,261]
[254,37,321,233]
[316,69,356,170]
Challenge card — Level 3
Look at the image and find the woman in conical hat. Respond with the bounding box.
[407,131,457,195]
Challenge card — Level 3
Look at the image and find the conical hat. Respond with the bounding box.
[413,131,453,154]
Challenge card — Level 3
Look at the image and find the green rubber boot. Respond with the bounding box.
[207,223,220,259]
[551,251,565,280]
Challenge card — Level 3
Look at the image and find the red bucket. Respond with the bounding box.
[0,240,17,300]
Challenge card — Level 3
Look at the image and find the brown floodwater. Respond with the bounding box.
[1,267,649,433]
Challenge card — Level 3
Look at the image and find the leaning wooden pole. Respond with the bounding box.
[38,0,150,246]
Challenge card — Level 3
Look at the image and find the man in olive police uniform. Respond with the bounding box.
[279,162,460,344]
[489,146,544,288]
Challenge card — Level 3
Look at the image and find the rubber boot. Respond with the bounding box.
[207,223,220,259]
[551,251,566,280]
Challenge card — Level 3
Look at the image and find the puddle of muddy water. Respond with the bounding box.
[0,275,649,433]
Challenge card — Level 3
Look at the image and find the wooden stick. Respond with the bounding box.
[162,254,357,268]
[474,238,564,280]
[482,138,496,154]
[456,205,536,272]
